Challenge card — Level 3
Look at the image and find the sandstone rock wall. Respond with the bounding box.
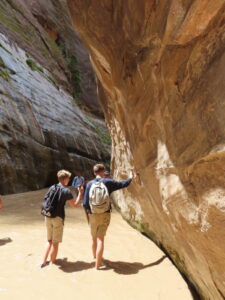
[0,0,102,114]
[0,0,110,194]
[67,1,225,299]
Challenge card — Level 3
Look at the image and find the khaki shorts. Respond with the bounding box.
[89,212,111,238]
[45,217,64,243]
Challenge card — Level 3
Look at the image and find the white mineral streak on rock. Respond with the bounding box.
[156,141,199,226]
[111,117,135,179]
[198,188,225,232]
[110,116,144,223]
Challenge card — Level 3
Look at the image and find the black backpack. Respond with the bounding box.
[41,184,61,218]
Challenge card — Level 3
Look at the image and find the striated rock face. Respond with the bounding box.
[0,0,110,194]
[0,0,102,114]
[67,1,225,299]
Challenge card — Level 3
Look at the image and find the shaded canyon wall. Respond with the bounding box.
[0,0,111,194]
[67,1,225,299]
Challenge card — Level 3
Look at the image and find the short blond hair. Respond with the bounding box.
[57,169,71,181]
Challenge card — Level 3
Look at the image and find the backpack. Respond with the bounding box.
[41,184,61,218]
[89,180,111,214]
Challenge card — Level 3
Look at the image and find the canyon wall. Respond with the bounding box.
[0,0,110,194]
[67,1,225,299]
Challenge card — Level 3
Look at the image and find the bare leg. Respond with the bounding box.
[50,242,59,263]
[96,237,104,269]
[42,240,52,267]
[92,237,97,259]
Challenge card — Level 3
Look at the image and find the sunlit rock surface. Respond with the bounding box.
[0,0,110,194]
[67,1,225,299]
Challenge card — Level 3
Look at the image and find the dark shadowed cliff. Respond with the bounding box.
[0,0,111,193]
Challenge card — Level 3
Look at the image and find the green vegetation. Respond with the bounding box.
[0,3,78,97]
[123,217,152,237]
[26,59,43,72]
[0,6,80,98]
[0,69,10,81]
[0,56,12,80]
[66,55,82,100]
[47,76,59,90]
[0,6,62,73]
[26,57,60,90]
[56,39,82,100]
[0,57,6,68]
[45,35,62,60]
[87,117,111,146]
[0,9,34,43]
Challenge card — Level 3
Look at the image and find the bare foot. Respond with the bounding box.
[40,261,49,268]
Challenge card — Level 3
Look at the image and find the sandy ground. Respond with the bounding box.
[0,189,194,300]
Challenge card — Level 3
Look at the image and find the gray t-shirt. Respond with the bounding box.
[54,184,73,219]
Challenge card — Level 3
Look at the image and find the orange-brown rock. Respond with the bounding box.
[67,1,225,299]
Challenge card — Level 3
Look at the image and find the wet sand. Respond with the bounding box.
[0,189,194,300]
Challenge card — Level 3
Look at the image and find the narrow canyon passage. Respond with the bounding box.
[0,189,194,300]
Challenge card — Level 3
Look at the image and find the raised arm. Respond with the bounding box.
[69,186,84,208]
[106,178,132,194]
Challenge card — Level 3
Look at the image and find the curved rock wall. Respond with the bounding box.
[0,0,111,194]
[67,1,225,299]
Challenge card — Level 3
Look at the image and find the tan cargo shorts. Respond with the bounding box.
[45,217,64,243]
[89,212,111,238]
